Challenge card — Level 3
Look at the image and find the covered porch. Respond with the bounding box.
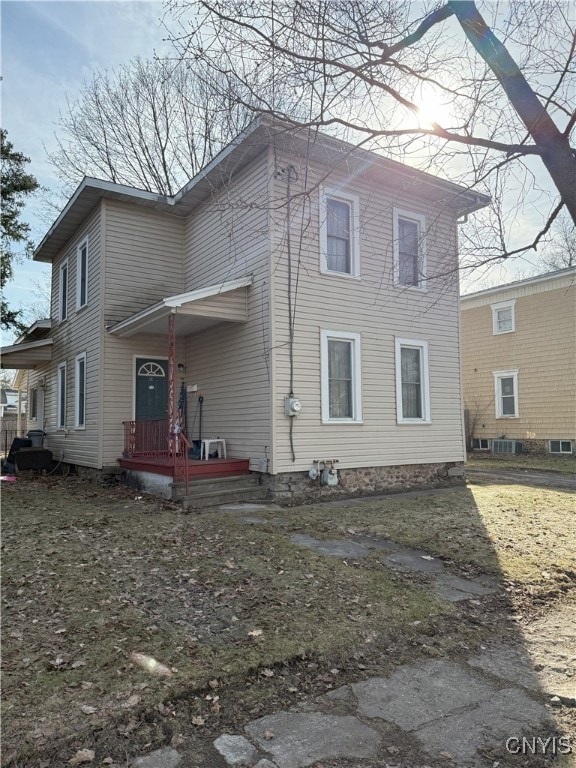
[108,277,253,492]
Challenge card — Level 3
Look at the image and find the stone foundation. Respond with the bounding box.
[264,462,465,503]
[67,464,122,485]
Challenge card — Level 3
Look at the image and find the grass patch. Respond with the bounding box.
[466,452,576,474]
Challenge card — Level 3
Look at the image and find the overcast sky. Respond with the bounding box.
[2,0,167,333]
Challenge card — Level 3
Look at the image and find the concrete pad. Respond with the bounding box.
[383,550,445,573]
[468,643,568,695]
[289,533,370,558]
[245,712,380,768]
[350,535,404,552]
[220,504,283,512]
[414,688,549,765]
[213,734,259,766]
[253,761,278,768]
[240,517,268,525]
[433,573,496,602]
[352,660,495,730]
[131,748,181,768]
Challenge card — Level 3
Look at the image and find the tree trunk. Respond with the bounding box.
[449,1,576,224]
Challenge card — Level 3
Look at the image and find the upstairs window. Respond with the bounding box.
[77,239,88,309]
[491,300,516,334]
[494,370,519,418]
[320,188,360,277]
[393,209,426,289]
[59,261,68,322]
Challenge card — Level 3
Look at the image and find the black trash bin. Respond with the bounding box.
[27,430,45,448]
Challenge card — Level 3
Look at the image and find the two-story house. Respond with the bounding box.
[461,267,576,456]
[2,118,488,501]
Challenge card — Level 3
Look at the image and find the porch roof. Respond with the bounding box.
[1,338,53,369]
[107,276,252,338]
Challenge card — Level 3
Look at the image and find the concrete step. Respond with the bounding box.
[181,486,270,510]
[172,473,262,499]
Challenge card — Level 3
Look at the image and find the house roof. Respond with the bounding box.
[107,276,252,338]
[34,117,490,263]
[461,265,576,303]
[0,338,53,369]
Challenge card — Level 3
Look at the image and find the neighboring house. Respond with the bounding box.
[1,118,488,500]
[461,267,576,456]
[1,388,20,416]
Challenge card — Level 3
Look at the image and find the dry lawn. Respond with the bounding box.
[2,476,574,766]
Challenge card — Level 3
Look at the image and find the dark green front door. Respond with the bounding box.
[135,358,168,421]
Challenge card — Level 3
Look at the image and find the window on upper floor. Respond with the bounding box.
[395,338,431,423]
[493,370,518,418]
[59,261,68,322]
[393,209,426,290]
[321,330,363,422]
[491,300,516,334]
[75,352,86,429]
[57,361,67,429]
[320,188,360,277]
[76,239,88,309]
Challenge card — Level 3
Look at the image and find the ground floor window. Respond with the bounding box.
[320,330,362,423]
[472,438,490,450]
[75,353,86,428]
[395,338,431,423]
[549,440,573,454]
[57,362,67,429]
[493,370,519,418]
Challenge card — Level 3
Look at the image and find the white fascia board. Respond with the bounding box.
[1,338,53,355]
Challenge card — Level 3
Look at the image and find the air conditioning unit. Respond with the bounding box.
[492,439,523,454]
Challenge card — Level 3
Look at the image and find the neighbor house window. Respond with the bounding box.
[76,239,88,309]
[59,261,68,321]
[395,338,431,423]
[320,188,360,277]
[549,440,572,454]
[57,362,67,428]
[321,330,362,422]
[491,300,516,334]
[30,388,38,420]
[75,353,86,428]
[393,209,426,289]
[494,370,519,418]
[472,438,490,450]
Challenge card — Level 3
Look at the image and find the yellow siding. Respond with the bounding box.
[44,207,102,467]
[269,154,465,474]
[181,151,273,463]
[461,282,576,441]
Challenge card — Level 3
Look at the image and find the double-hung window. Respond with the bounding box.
[77,239,88,309]
[57,361,67,429]
[493,370,518,418]
[59,261,68,322]
[321,330,362,422]
[491,300,516,334]
[320,188,360,277]
[75,353,87,428]
[393,209,426,289]
[30,388,38,420]
[395,338,431,423]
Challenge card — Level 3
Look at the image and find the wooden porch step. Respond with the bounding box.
[172,474,269,509]
[118,456,250,479]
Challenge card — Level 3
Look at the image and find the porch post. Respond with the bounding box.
[168,313,176,433]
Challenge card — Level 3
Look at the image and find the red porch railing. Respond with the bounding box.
[122,419,190,495]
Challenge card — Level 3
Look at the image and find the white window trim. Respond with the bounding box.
[395,337,431,424]
[57,361,67,429]
[319,187,361,278]
[59,260,68,322]
[493,369,519,418]
[491,299,516,335]
[75,352,87,429]
[393,208,427,291]
[549,440,573,455]
[320,329,363,424]
[76,237,88,310]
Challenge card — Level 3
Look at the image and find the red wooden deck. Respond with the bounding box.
[118,455,250,480]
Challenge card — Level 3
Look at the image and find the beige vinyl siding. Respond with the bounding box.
[182,151,272,463]
[44,207,102,467]
[269,155,465,473]
[461,281,576,441]
[101,200,185,466]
